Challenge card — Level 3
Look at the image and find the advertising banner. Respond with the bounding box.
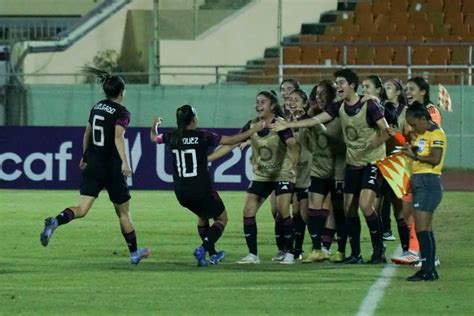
[0,127,253,190]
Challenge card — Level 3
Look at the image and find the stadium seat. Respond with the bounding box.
[301,47,321,65]
[444,1,461,14]
[463,15,474,29]
[396,23,416,34]
[445,11,464,26]
[356,47,376,64]
[373,0,391,15]
[386,35,407,43]
[430,47,450,64]
[412,47,431,65]
[426,0,444,12]
[409,12,428,24]
[389,12,409,25]
[355,13,374,25]
[369,34,388,42]
[336,12,354,27]
[432,24,450,36]
[450,23,469,37]
[325,25,342,36]
[299,34,318,44]
[283,47,301,65]
[355,2,373,15]
[374,47,394,64]
[428,12,445,25]
[392,46,408,65]
[337,34,355,43]
[415,23,434,35]
[463,1,474,15]
[320,47,340,65]
[450,47,469,64]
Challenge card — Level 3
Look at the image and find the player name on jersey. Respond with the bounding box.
[93,103,117,114]
[182,137,199,145]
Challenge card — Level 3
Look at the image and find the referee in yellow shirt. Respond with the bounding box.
[402,101,447,282]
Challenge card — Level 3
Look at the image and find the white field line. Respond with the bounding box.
[355,249,400,316]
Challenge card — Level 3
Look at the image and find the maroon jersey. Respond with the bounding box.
[86,99,130,161]
[161,129,221,196]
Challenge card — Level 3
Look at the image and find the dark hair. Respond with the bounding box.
[388,78,408,106]
[290,88,308,104]
[280,78,301,91]
[257,90,285,118]
[334,68,359,91]
[318,80,337,105]
[408,77,432,106]
[365,75,387,101]
[406,101,431,121]
[170,104,196,147]
[82,66,125,99]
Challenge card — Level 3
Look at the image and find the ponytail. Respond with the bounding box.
[82,66,125,99]
[170,104,196,147]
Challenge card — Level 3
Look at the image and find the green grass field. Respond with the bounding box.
[1,190,473,315]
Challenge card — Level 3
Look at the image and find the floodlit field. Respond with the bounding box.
[1,190,473,315]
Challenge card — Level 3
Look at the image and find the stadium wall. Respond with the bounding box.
[0,0,100,16]
[22,84,474,169]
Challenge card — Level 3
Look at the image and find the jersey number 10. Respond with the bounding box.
[172,149,197,178]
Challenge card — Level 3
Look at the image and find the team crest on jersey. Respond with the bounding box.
[417,139,426,153]
[345,126,358,141]
[316,133,329,149]
[258,146,273,162]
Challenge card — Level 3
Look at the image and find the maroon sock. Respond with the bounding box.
[56,208,75,226]
[123,230,137,253]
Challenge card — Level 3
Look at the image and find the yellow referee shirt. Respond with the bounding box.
[412,124,447,175]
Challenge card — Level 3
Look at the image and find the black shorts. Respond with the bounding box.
[294,187,309,201]
[309,177,344,201]
[80,155,130,204]
[247,181,294,199]
[176,190,225,220]
[411,173,443,213]
[343,164,382,196]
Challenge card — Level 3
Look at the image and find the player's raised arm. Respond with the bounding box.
[219,120,265,145]
[208,144,237,162]
[150,117,163,143]
[269,111,333,132]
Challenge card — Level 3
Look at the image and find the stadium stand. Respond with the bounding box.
[228,0,473,85]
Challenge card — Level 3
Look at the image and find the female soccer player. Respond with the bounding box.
[210,91,300,264]
[40,67,150,265]
[405,77,442,126]
[402,101,446,281]
[150,105,264,267]
[302,80,347,263]
[287,88,313,259]
[271,68,392,264]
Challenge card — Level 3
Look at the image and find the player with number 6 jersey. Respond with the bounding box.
[40,67,150,265]
[151,104,264,267]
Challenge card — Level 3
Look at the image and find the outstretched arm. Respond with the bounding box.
[270,112,333,132]
[219,120,265,145]
[208,144,237,162]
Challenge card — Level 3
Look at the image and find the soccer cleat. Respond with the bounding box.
[330,251,346,263]
[40,217,58,247]
[391,250,419,265]
[366,252,387,264]
[130,248,151,265]
[343,254,364,264]
[293,249,304,260]
[413,257,440,269]
[193,246,208,267]
[209,250,226,265]
[407,270,439,282]
[280,252,295,265]
[271,250,286,261]
[382,231,396,241]
[236,253,261,264]
[302,249,327,263]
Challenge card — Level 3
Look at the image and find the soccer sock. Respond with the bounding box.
[429,230,437,269]
[274,217,285,251]
[198,223,216,255]
[396,217,410,252]
[122,230,137,253]
[322,228,335,250]
[346,216,361,257]
[56,208,75,226]
[202,222,225,253]
[307,208,329,250]
[281,216,294,254]
[293,213,306,254]
[408,223,420,253]
[365,212,384,252]
[381,197,392,233]
[243,216,258,255]
[416,230,432,272]
[334,209,347,253]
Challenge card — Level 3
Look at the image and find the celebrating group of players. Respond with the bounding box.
[40,66,446,282]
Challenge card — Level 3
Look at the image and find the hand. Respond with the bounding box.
[79,158,87,171]
[152,117,163,127]
[293,108,306,119]
[401,144,417,159]
[269,120,288,132]
[387,127,397,137]
[361,94,380,103]
[121,161,132,177]
[288,169,297,182]
[253,120,266,132]
[239,140,250,150]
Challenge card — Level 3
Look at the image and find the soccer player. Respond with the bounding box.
[40,67,150,265]
[150,105,264,267]
[210,91,300,264]
[405,77,442,126]
[271,68,392,264]
[302,80,347,263]
[402,101,446,282]
[287,88,313,259]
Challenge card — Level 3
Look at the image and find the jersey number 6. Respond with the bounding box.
[92,115,105,147]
